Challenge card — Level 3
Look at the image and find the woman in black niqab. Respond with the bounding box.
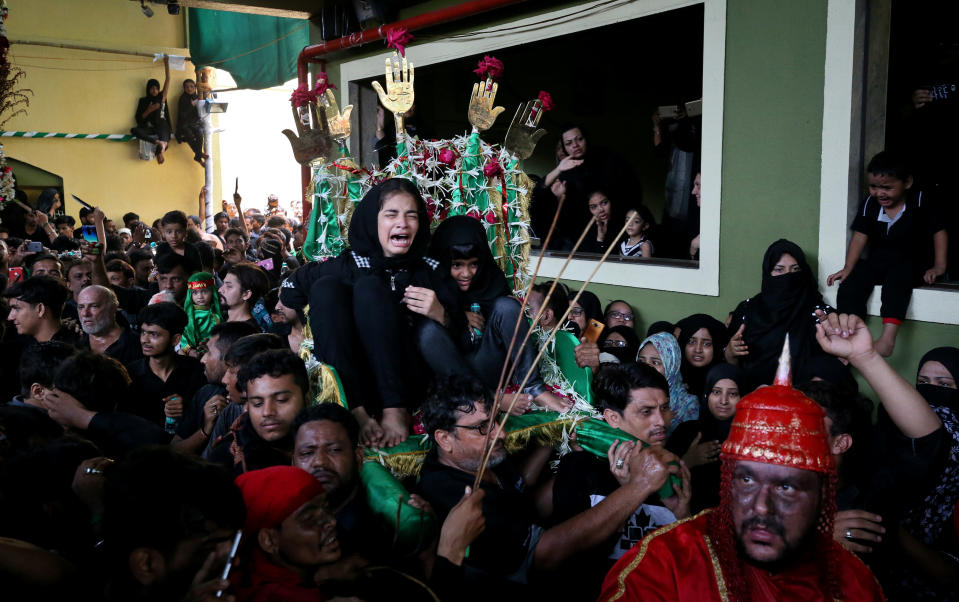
[726,239,829,391]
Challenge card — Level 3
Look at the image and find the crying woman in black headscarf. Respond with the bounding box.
[724,239,831,392]
[425,215,573,414]
[280,178,459,448]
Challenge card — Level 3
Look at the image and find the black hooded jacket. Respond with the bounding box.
[280,179,458,317]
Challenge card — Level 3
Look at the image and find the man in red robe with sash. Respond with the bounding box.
[599,328,885,601]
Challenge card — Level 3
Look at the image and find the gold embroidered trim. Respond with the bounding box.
[703,534,729,602]
[606,511,708,602]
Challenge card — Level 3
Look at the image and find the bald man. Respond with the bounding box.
[78,285,142,366]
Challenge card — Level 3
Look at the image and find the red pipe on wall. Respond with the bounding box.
[296,0,528,215]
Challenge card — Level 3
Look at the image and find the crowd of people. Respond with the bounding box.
[530,109,701,262]
[0,141,955,600]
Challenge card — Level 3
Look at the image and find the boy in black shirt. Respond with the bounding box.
[828,151,948,357]
[123,302,205,428]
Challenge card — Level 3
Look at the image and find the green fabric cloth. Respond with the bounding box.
[187,8,308,90]
[576,418,682,500]
[553,330,593,403]
[360,461,437,554]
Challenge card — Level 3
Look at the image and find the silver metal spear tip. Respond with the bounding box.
[773,334,792,387]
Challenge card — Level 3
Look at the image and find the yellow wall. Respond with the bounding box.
[3,0,211,224]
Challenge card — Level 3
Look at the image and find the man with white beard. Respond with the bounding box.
[77,285,142,366]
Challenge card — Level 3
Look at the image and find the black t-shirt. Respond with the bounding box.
[416,450,542,597]
[123,354,206,426]
[112,284,157,317]
[335,487,394,563]
[154,241,202,273]
[79,324,143,367]
[666,419,726,513]
[850,190,944,264]
[175,383,224,439]
[549,451,678,599]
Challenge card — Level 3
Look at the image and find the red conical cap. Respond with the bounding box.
[721,335,835,474]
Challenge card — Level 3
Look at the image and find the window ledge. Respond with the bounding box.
[819,0,959,326]
[821,284,959,326]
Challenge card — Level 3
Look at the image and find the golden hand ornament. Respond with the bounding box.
[371,55,415,139]
[281,102,335,165]
[505,100,548,160]
[319,89,354,142]
[468,77,505,132]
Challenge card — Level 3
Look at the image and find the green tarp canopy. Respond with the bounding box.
[188,8,309,90]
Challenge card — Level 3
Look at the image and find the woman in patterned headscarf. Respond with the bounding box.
[636,331,699,433]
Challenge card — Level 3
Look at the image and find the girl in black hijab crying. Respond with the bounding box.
[725,239,831,392]
[279,179,459,448]
[131,56,171,164]
[425,215,573,413]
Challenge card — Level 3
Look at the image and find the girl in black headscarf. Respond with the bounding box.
[36,188,61,218]
[597,325,640,364]
[131,56,171,164]
[667,363,745,513]
[425,215,572,413]
[675,313,729,398]
[279,179,458,447]
[724,239,830,391]
[568,289,602,337]
[580,189,627,255]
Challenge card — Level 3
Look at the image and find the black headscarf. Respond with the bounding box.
[177,84,201,132]
[676,313,729,397]
[348,178,430,274]
[699,363,745,442]
[906,347,959,546]
[429,215,509,314]
[798,354,859,394]
[569,289,602,324]
[598,325,640,363]
[919,347,959,389]
[733,239,826,390]
[36,188,59,214]
[135,79,165,128]
[646,320,674,337]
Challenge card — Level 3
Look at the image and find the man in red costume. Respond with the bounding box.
[234,465,341,601]
[599,322,885,601]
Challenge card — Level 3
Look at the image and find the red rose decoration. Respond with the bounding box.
[483,160,503,178]
[484,211,497,225]
[313,73,336,96]
[289,83,316,108]
[473,55,504,81]
[438,148,458,167]
[386,28,414,57]
[537,91,554,111]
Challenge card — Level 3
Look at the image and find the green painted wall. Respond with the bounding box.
[315,0,959,382]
